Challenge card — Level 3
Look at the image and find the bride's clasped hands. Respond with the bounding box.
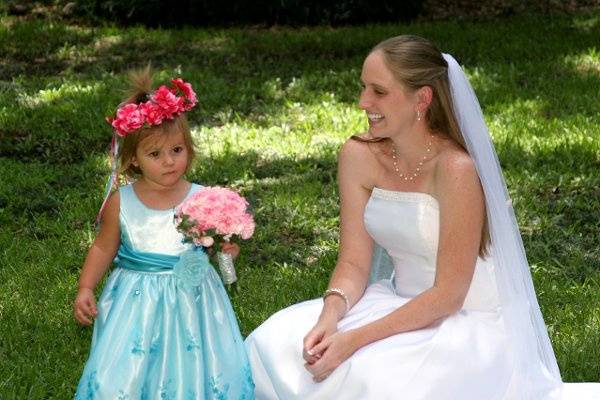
[303,324,360,382]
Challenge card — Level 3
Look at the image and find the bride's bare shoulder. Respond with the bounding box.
[338,134,384,165]
[436,145,475,172]
[433,143,482,200]
[338,135,384,188]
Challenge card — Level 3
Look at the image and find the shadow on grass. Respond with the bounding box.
[3,136,597,239]
[2,12,600,164]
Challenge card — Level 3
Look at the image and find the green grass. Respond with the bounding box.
[1,11,600,398]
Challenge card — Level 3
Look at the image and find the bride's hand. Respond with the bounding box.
[304,330,360,382]
[302,314,338,365]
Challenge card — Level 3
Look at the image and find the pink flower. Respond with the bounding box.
[139,101,164,125]
[111,103,145,136]
[172,78,198,110]
[239,214,255,240]
[152,85,182,119]
[198,236,215,247]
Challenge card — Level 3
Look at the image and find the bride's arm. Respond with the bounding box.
[349,152,485,347]
[324,139,378,316]
[303,139,376,357]
[306,151,485,380]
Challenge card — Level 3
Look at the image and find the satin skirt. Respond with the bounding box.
[75,266,254,400]
[245,280,517,400]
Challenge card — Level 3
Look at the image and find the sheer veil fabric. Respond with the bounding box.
[444,53,561,398]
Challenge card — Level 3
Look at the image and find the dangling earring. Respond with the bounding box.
[416,110,422,121]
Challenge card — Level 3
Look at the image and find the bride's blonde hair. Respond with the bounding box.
[358,35,490,256]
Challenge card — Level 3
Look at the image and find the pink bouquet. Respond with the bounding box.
[175,186,255,248]
[174,186,255,285]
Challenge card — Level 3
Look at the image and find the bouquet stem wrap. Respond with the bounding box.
[217,251,237,285]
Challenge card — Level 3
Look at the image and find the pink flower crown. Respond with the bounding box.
[107,78,197,137]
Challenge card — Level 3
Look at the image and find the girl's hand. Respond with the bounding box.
[220,242,240,259]
[74,287,97,326]
[302,314,338,365]
[304,330,360,382]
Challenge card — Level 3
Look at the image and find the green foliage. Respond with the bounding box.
[1,11,600,398]
[70,0,423,27]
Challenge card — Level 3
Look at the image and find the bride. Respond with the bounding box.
[245,35,599,399]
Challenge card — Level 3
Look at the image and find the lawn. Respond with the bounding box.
[1,10,599,398]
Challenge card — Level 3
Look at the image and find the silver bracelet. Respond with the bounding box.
[323,287,350,313]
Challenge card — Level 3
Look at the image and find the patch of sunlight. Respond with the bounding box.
[310,134,344,148]
[93,35,123,51]
[17,81,104,108]
[91,150,110,166]
[190,97,365,162]
[263,76,352,104]
[192,119,334,161]
[490,108,597,151]
[64,24,92,35]
[293,97,363,130]
[188,33,234,52]
[283,100,364,138]
[490,97,545,122]
[285,70,359,93]
[572,15,599,32]
[263,77,285,101]
[464,66,501,93]
[0,106,10,122]
[563,48,600,75]
[550,118,600,146]
[56,43,96,64]
[1,16,17,29]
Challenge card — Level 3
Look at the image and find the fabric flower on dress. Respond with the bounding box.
[173,247,210,287]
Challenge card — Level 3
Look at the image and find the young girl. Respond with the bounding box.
[73,68,255,399]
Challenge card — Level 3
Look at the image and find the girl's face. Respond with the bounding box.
[359,50,418,139]
[132,130,189,188]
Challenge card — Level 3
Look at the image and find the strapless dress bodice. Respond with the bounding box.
[364,187,500,311]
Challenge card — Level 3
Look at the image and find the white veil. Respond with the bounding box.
[369,53,563,399]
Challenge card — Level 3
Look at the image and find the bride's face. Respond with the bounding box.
[359,50,418,139]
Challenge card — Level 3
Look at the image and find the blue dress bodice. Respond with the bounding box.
[118,183,201,256]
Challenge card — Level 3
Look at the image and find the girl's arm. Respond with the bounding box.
[306,151,485,381]
[74,192,121,325]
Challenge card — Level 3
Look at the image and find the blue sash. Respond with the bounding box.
[116,242,179,272]
[115,243,212,286]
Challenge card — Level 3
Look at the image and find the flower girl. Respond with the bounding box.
[73,68,254,399]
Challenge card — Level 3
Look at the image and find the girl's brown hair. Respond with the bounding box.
[355,35,489,256]
[117,66,196,179]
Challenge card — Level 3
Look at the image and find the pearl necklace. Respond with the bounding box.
[391,134,434,182]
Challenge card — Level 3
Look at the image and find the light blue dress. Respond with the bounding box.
[75,183,254,400]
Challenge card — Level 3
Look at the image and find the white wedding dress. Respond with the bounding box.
[245,187,600,399]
